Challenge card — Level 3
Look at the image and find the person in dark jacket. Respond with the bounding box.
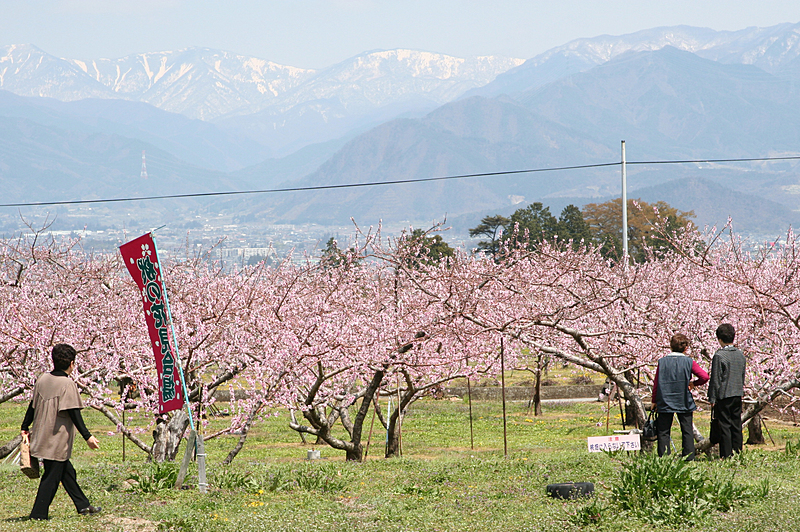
[708,323,746,458]
[20,344,101,520]
[651,334,709,460]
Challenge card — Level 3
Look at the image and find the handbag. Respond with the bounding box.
[19,433,40,479]
[642,410,658,441]
[709,408,721,445]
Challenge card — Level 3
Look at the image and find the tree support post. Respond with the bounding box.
[175,430,197,490]
[501,338,508,458]
[467,361,475,450]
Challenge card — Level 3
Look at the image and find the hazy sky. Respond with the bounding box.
[3,0,800,68]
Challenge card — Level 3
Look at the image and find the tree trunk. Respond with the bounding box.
[222,400,262,465]
[151,410,190,462]
[345,444,363,462]
[385,410,401,458]
[0,435,22,460]
[532,352,543,416]
[289,367,385,462]
[609,374,647,430]
[746,412,765,445]
[624,401,638,428]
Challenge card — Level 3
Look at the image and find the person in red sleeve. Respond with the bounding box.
[650,333,709,460]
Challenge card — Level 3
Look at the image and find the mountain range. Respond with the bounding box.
[3,23,800,236]
[0,45,522,156]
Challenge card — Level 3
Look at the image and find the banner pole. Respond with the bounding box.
[151,234,206,493]
[151,233,195,432]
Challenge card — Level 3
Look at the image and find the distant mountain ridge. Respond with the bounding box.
[70,47,314,120]
[0,44,522,121]
[0,44,522,156]
[469,22,800,98]
[254,45,800,232]
[0,90,271,172]
[3,25,800,236]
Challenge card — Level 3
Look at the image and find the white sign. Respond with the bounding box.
[587,434,641,452]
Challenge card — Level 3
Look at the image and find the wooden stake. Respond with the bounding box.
[175,430,196,490]
[762,417,776,446]
[606,383,615,435]
[396,374,402,457]
[364,392,378,460]
[467,362,475,451]
[501,338,508,458]
[196,386,207,494]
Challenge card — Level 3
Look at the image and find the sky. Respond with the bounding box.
[2,0,800,69]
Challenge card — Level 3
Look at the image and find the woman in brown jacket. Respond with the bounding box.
[21,344,101,520]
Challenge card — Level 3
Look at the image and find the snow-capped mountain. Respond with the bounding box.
[271,49,524,113]
[472,22,800,98]
[69,48,314,120]
[0,44,111,100]
[213,49,524,155]
[533,23,800,72]
[0,45,522,121]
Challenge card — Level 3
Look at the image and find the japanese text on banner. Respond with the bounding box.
[119,233,183,414]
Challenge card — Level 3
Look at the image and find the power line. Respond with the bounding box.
[2,154,800,209]
[628,155,800,165]
[0,162,619,208]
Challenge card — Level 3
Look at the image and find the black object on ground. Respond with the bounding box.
[545,482,594,499]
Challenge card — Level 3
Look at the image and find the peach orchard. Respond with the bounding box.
[1,218,798,461]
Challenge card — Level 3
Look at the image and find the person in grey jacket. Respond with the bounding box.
[651,334,709,460]
[708,323,746,458]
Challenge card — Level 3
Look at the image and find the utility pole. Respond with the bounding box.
[621,141,628,264]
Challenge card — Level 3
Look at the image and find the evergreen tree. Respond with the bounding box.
[407,229,455,267]
[557,204,592,251]
[320,237,360,268]
[507,202,558,250]
[468,215,509,257]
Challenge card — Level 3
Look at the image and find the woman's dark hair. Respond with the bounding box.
[670,333,690,353]
[716,324,736,344]
[52,344,77,371]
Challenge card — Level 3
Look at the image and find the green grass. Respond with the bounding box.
[1,398,799,531]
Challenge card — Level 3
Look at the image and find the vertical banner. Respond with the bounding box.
[120,233,184,414]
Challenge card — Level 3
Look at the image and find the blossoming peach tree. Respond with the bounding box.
[1,219,797,462]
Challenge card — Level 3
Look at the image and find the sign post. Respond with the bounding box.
[120,232,206,493]
[587,434,641,453]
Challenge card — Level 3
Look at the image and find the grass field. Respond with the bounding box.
[1,397,799,532]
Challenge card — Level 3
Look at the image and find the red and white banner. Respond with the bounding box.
[120,233,184,414]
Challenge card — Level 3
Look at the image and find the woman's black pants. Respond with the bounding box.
[30,459,90,520]
[656,411,695,460]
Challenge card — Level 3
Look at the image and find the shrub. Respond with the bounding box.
[126,462,180,493]
[290,463,350,493]
[610,453,759,525]
[263,469,294,492]
[211,468,261,492]
[785,437,800,458]
[569,495,608,526]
